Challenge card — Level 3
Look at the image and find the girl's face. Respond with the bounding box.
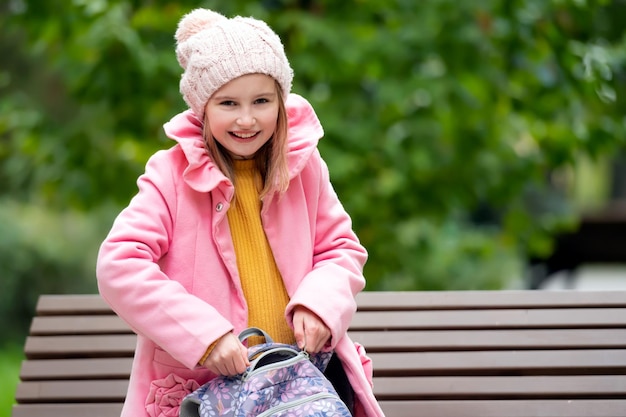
[205,73,279,160]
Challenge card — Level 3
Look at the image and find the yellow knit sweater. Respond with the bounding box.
[226,159,295,346]
[197,160,295,365]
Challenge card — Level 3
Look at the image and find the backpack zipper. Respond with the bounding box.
[242,350,309,381]
[255,392,340,417]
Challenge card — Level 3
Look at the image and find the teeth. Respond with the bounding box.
[233,132,256,139]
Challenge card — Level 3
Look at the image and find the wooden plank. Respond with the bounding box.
[24,335,137,359]
[36,295,111,315]
[379,399,626,417]
[37,290,626,314]
[349,328,626,352]
[351,308,626,330]
[11,400,626,417]
[367,349,626,376]
[19,358,133,380]
[15,379,128,402]
[11,403,123,417]
[19,349,626,381]
[23,328,626,358]
[30,307,626,335]
[372,375,626,400]
[16,375,626,403]
[29,315,130,335]
[356,290,626,310]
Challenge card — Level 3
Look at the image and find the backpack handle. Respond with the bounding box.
[238,327,273,344]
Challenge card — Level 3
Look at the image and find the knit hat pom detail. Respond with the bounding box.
[175,9,226,45]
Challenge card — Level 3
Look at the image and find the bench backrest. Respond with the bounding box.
[12,290,626,417]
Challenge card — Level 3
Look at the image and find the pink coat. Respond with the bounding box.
[96,93,385,417]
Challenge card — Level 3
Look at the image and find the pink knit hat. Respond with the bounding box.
[175,9,294,118]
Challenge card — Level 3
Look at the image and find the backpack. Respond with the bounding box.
[179,327,352,417]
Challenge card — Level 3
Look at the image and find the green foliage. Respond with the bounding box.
[0,343,23,417]
[0,200,111,339]
[0,0,624,303]
[372,217,523,290]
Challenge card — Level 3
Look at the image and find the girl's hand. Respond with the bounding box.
[201,332,249,376]
[292,306,330,353]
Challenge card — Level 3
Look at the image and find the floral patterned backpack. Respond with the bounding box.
[179,327,352,417]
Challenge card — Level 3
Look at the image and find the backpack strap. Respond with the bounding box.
[238,327,273,344]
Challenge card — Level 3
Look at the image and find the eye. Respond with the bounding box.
[254,97,270,104]
[220,100,236,106]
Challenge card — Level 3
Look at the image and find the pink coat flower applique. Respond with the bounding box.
[145,373,200,417]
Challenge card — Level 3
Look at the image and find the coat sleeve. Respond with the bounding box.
[96,150,233,368]
[286,151,367,347]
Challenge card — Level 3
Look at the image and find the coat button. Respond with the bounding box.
[216,202,224,212]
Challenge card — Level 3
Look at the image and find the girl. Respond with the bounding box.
[96,8,385,417]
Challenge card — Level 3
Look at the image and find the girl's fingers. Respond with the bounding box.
[294,306,330,353]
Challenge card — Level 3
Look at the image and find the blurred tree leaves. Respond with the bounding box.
[1,0,625,295]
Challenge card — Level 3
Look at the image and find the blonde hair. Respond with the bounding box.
[203,82,290,199]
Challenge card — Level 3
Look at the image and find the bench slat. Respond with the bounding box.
[349,328,626,352]
[24,335,137,359]
[19,349,626,381]
[355,290,626,310]
[23,328,626,358]
[379,399,626,417]
[368,349,626,376]
[19,358,133,380]
[16,379,129,402]
[35,295,112,315]
[30,307,626,335]
[29,315,130,335]
[11,403,123,417]
[373,375,626,399]
[16,375,626,402]
[351,308,626,330]
[35,290,626,315]
[12,400,626,417]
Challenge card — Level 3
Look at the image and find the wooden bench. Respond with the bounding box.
[12,290,626,417]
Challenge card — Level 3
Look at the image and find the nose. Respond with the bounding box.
[236,111,256,127]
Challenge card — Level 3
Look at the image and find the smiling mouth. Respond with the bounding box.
[231,131,258,139]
